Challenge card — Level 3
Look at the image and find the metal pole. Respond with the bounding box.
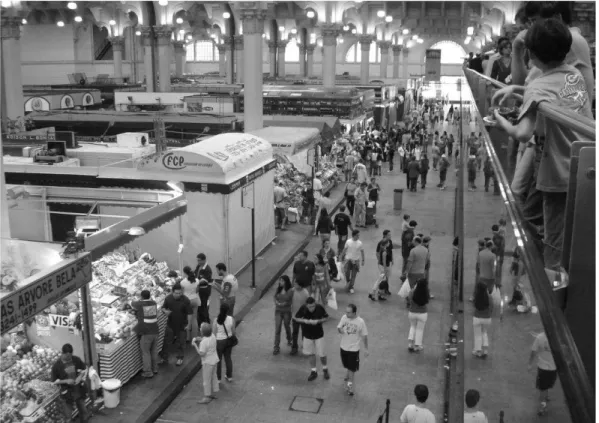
[385,399,390,423]
[251,207,256,289]
[458,79,464,302]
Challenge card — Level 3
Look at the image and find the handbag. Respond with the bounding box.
[326,288,338,310]
[223,322,238,348]
[398,278,411,298]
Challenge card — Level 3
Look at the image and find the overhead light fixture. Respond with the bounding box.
[397,38,403,45]
[291,28,297,34]
[136,30,142,36]
[223,12,230,19]
[464,36,471,44]
[385,15,393,23]
[412,34,418,40]
[467,26,474,36]
[306,10,315,18]
[339,38,344,43]
[109,19,116,25]
[278,26,284,31]
[377,10,386,18]
[123,227,146,237]
[317,40,323,47]
[210,33,216,38]
[351,28,357,34]
[187,34,192,40]
[343,25,349,31]
[57,20,65,27]
[179,29,185,34]
[158,0,168,6]
[67,2,77,10]
[21,18,27,24]
[403,29,409,35]
[417,38,423,44]
[176,17,183,24]
[262,33,266,38]
[74,16,82,22]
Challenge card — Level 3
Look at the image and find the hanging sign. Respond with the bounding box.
[0,253,92,334]
[425,49,441,82]
[241,182,255,209]
[307,148,315,166]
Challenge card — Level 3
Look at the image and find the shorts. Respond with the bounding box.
[303,337,326,357]
[340,348,360,372]
[536,368,557,391]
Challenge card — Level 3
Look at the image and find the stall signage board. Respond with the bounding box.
[4,134,56,142]
[425,49,441,82]
[241,182,254,209]
[0,253,92,334]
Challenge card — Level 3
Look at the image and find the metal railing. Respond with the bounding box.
[463,68,595,423]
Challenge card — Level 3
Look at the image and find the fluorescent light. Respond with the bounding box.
[158,0,168,6]
[343,25,349,31]
[464,36,471,44]
[109,19,116,25]
[417,38,423,44]
[467,26,474,36]
[317,40,323,47]
[57,21,65,27]
[385,16,393,23]
[351,28,357,34]
[74,16,82,22]
[279,26,284,31]
[176,17,183,24]
[223,12,230,19]
[136,30,142,36]
[210,33,216,38]
[377,10,386,18]
[21,18,27,24]
[67,2,77,10]
[402,29,409,35]
[306,10,315,18]
[291,28,297,34]
[262,33,266,38]
[339,38,344,43]
[187,34,192,40]
[397,38,403,45]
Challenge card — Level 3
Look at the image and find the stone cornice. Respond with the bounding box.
[321,23,340,45]
[306,44,316,54]
[277,40,289,49]
[267,40,277,51]
[153,26,173,45]
[1,16,21,40]
[377,40,392,53]
[357,34,375,47]
[392,45,403,54]
[240,8,267,35]
[216,43,226,53]
[234,35,244,50]
[109,36,125,50]
[222,35,234,46]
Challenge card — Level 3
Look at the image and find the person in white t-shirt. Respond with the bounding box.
[313,172,323,199]
[529,332,557,416]
[464,389,488,423]
[400,384,436,423]
[340,229,365,294]
[337,304,368,396]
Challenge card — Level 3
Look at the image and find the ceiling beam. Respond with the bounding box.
[440,2,445,16]
[461,1,466,18]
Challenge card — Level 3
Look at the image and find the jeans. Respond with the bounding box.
[187,297,200,340]
[389,156,394,171]
[542,191,568,269]
[337,234,348,256]
[511,144,535,207]
[202,363,219,397]
[409,177,418,191]
[355,202,366,226]
[162,326,185,361]
[473,317,491,351]
[221,297,235,317]
[432,157,438,170]
[344,260,360,290]
[274,310,292,348]
[420,172,428,188]
[345,195,355,216]
[521,145,544,228]
[408,312,428,346]
[140,333,159,374]
[58,393,89,422]
[484,174,492,191]
[197,304,210,328]
[216,339,233,380]
[275,207,286,228]
[439,169,447,186]
[292,319,303,349]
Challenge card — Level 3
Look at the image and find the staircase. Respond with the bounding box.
[95,39,112,60]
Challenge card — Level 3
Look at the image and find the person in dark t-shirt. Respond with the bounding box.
[132,290,160,377]
[161,284,192,366]
[293,250,316,288]
[52,343,89,422]
[333,206,353,255]
[294,297,330,381]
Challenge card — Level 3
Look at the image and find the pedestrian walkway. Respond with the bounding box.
[158,159,459,423]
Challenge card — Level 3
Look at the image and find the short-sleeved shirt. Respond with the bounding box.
[162,294,193,331]
[376,240,393,266]
[295,304,329,340]
[478,249,496,280]
[291,288,310,315]
[344,238,364,261]
[464,411,489,423]
[274,186,287,208]
[338,315,368,352]
[293,260,315,286]
[519,64,593,192]
[131,299,159,335]
[221,274,238,298]
[313,178,323,192]
[399,404,436,423]
[199,334,219,366]
[532,332,556,371]
[333,213,352,236]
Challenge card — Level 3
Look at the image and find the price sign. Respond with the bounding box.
[112,286,128,296]
[307,148,315,166]
[241,183,254,209]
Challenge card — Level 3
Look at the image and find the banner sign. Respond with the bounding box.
[4,134,55,142]
[75,135,197,147]
[425,49,441,82]
[0,253,92,334]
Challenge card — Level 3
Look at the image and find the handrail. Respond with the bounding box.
[464,69,596,138]
[463,71,595,423]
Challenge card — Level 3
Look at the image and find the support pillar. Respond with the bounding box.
[234,35,244,83]
[321,25,338,88]
[392,45,402,79]
[299,45,306,77]
[1,17,24,130]
[358,35,373,84]
[277,40,288,78]
[378,41,391,79]
[402,48,409,81]
[109,36,124,82]
[223,36,233,84]
[306,45,315,78]
[140,26,155,92]
[217,44,226,77]
[154,26,173,92]
[173,41,186,76]
[240,8,267,131]
[268,41,277,77]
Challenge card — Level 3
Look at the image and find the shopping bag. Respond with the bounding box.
[398,278,411,298]
[336,261,346,283]
[326,289,338,310]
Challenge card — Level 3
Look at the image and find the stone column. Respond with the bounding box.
[321,25,338,88]
[240,8,267,131]
[268,41,277,77]
[277,40,288,78]
[299,45,306,77]
[234,35,244,83]
[306,45,315,78]
[217,44,226,77]
[140,26,156,92]
[1,17,24,128]
[402,48,409,81]
[392,45,402,79]
[154,26,173,92]
[378,41,391,79]
[108,36,125,82]
[358,35,373,84]
[223,36,234,84]
[173,40,186,76]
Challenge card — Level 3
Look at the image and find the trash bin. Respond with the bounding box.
[393,189,403,210]
[101,379,122,409]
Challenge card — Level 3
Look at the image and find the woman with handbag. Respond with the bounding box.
[273,275,293,355]
[212,303,235,383]
[344,177,358,217]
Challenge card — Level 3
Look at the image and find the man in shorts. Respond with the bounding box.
[337,304,368,396]
[529,332,557,416]
[341,229,365,294]
[293,297,330,381]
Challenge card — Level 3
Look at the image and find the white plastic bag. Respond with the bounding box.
[326,289,338,310]
[398,278,411,298]
[336,261,346,283]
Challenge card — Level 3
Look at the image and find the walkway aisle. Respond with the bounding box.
[462,120,570,422]
[158,157,458,423]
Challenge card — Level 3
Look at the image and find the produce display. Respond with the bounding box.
[273,158,311,210]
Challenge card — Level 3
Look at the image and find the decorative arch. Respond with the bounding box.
[427,40,468,64]
[285,40,300,62]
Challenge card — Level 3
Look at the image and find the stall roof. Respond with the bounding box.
[247,127,320,155]
[28,110,239,125]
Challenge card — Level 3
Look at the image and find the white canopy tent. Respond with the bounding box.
[247,127,320,176]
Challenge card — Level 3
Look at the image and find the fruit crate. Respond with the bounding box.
[20,391,60,423]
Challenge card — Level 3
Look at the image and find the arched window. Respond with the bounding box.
[345,41,379,63]
[285,41,300,62]
[190,40,219,62]
[427,41,468,65]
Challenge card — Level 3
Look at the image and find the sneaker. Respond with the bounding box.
[408,344,415,352]
[287,340,293,347]
[197,397,212,404]
[273,346,280,355]
[349,289,355,294]
[368,293,377,301]
[377,295,387,301]
[537,402,548,416]
[473,350,484,358]
[347,382,354,396]
[224,376,233,382]
[413,345,424,352]
[176,359,183,366]
[429,294,435,299]
[141,372,154,378]
[158,358,166,365]
[323,369,330,380]
[308,371,318,382]
[290,347,298,356]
